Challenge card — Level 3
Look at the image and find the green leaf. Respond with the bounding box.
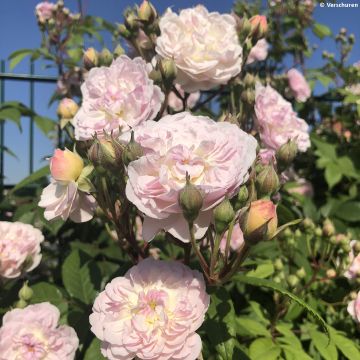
[282,345,313,360]
[8,49,33,70]
[233,275,329,339]
[249,338,281,360]
[335,201,360,222]
[203,287,237,360]
[84,338,106,360]
[9,165,49,194]
[247,262,274,279]
[34,115,56,135]
[311,135,337,161]
[62,250,101,305]
[0,107,22,128]
[325,163,342,189]
[309,329,337,360]
[312,23,332,39]
[236,317,270,337]
[331,329,360,359]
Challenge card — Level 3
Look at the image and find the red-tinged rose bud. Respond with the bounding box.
[138,0,157,23]
[83,47,99,70]
[50,148,84,182]
[249,15,268,40]
[241,199,278,242]
[178,174,203,224]
[57,98,79,119]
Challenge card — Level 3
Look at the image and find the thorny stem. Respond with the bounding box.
[210,232,222,278]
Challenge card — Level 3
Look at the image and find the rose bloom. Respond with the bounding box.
[90,258,209,360]
[287,68,311,102]
[220,223,245,254]
[123,112,257,242]
[246,39,269,65]
[35,2,54,23]
[243,200,278,240]
[0,221,44,279]
[258,148,276,165]
[287,178,314,197]
[344,240,360,280]
[73,55,164,140]
[156,5,242,92]
[0,302,79,359]
[255,83,311,152]
[167,84,200,112]
[39,149,96,223]
[348,291,360,322]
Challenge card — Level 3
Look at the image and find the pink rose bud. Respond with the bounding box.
[249,15,268,39]
[138,0,157,22]
[50,149,84,182]
[57,98,79,119]
[242,199,278,241]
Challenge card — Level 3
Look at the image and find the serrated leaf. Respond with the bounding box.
[62,250,101,304]
[309,329,337,360]
[236,317,270,337]
[233,275,329,339]
[325,163,342,189]
[331,329,360,359]
[247,263,274,279]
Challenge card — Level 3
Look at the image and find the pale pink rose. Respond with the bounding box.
[156,6,242,92]
[50,148,84,182]
[0,302,79,359]
[123,112,257,242]
[255,83,310,152]
[35,2,54,23]
[219,223,245,254]
[74,55,164,140]
[246,39,269,65]
[168,84,200,111]
[348,292,360,322]
[345,240,360,279]
[287,178,314,197]
[90,258,209,360]
[287,69,311,102]
[39,180,96,223]
[0,222,44,279]
[258,148,276,165]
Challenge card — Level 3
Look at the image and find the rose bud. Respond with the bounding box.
[50,148,84,182]
[57,98,79,119]
[159,58,177,88]
[83,47,99,70]
[178,174,203,225]
[287,274,299,288]
[213,198,235,234]
[256,165,279,196]
[99,48,113,67]
[118,24,132,39]
[18,281,33,301]
[113,44,125,58]
[138,0,157,23]
[125,11,139,31]
[241,199,278,243]
[232,184,249,211]
[249,15,268,40]
[15,299,27,309]
[122,131,144,166]
[322,218,335,237]
[88,139,116,170]
[276,140,298,169]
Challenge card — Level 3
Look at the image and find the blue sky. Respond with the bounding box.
[0,0,359,184]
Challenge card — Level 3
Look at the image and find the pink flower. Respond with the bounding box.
[0,222,44,279]
[50,148,84,182]
[219,223,244,254]
[287,178,314,197]
[255,83,310,152]
[35,2,54,23]
[0,302,79,359]
[348,291,360,322]
[287,69,311,102]
[90,258,209,360]
[74,55,164,140]
[39,180,96,223]
[345,240,360,280]
[156,6,242,92]
[246,39,269,65]
[168,84,200,112]
[123,112,257,242]
[258,148,276,165]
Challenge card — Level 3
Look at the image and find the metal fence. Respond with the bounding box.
[0,59,58,195]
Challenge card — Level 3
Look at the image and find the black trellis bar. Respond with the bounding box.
[0,59,58,199]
